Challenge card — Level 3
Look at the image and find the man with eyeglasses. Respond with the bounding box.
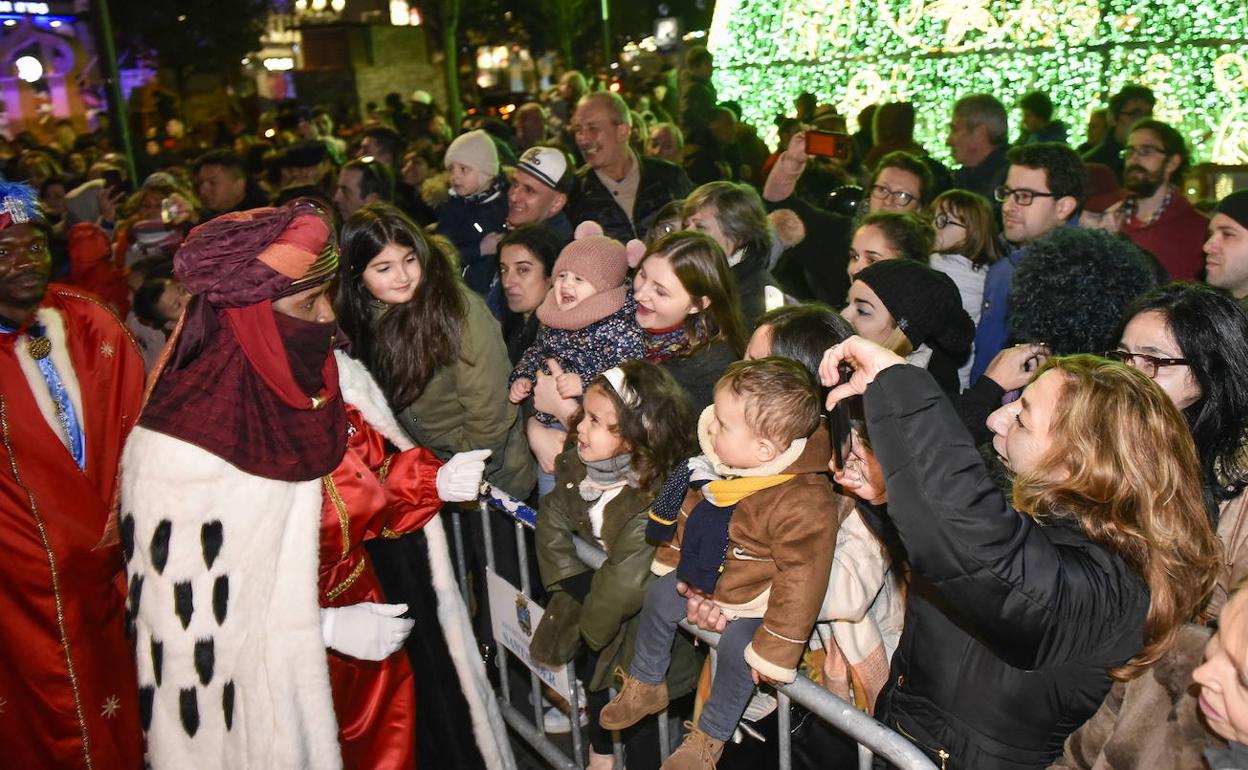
[970,143,1088,384]
[1082,84,1155,181]
[1117,119,1208,280]
[1205,189,1248,307]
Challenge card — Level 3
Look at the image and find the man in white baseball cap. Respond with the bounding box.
[506,144,574,237]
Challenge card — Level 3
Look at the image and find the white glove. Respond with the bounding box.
[436,449,491,501]
[320,602,414,661]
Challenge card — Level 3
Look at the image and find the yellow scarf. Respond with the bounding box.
[702,473,793,507]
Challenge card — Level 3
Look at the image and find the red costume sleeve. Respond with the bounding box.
[342,407,444,539]
[378,442,444,537]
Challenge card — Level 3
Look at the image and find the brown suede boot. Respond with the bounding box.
[661,722,725,770]
[598,670,669,731]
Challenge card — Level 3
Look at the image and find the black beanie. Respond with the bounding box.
[1215,190,1248,230]
[854,259,975,355]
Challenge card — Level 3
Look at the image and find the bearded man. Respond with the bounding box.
[1118,119,1209,279]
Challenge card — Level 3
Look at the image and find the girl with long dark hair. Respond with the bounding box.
[338,203,535,497]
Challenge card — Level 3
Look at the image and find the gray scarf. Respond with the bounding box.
[1206,743,1248,770]
[579,454,635,501]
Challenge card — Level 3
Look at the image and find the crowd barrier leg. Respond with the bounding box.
[657,710,671,761]
[451,507,470,606]
[777,691,792,770]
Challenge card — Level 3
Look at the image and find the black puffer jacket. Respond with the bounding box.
[859,365,1150,770]
[730,249,782,332]
[566,156,693,242]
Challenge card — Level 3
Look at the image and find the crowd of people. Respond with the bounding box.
[6,44,1248,770]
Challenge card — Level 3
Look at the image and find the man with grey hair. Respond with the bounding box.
[646,122,685,164]
[947,93,1010,201]
[567,91,693,241]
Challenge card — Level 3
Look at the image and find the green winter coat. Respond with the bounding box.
[531,448,700,694]
[391,288,537,499]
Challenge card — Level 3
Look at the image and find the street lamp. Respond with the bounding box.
[15,56,43,83]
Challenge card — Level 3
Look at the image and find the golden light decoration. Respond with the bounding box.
[1213,53,1248,164]
[878,0,1100,54]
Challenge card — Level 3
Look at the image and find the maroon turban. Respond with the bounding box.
[140,199,348,481]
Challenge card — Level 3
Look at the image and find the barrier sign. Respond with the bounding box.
[487,571,573,701]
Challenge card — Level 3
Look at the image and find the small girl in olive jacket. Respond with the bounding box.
[530,360,697,768]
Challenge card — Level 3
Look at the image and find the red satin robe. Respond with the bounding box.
[320,405,444,770]
[0,287,145,769]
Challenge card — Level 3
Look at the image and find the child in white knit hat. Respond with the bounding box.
[434,129,509,297]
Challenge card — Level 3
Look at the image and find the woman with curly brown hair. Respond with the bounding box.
[815,337,1220,769]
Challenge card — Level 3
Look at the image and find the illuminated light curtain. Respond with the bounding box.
[708,0,1248,163]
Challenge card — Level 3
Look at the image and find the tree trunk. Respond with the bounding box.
[442,0,463,130]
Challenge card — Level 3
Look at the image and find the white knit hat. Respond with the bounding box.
[445,130,499,177]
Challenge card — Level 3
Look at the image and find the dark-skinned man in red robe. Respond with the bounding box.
[0,180,145,768]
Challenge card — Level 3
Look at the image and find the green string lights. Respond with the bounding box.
[708,0,1248,163]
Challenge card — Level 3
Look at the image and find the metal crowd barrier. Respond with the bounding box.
[449,484,936,770]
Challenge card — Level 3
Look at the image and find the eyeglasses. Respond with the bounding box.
[995,185,1059,206]
[1120,145,1167,160]
[870,184,916,207]
[934,212,965,230]
[1104,349,1189,379]
[652,220,680,238]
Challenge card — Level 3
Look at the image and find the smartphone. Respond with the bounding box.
[806,129,851,160]
[101,168,128,196]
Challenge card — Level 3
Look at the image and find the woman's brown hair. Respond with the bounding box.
[930,189,1002,269]
[574,360,698,490]
[681,181,772,265]
[641,231,748,356]
[337,203,467,409]
[1012,355,1220,680]
[857,211,933,263]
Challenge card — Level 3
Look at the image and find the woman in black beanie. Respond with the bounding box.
[841,258,975,393]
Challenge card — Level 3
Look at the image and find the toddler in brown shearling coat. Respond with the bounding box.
[598,358,842,769]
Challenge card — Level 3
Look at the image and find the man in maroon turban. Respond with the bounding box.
[121,199,351,769]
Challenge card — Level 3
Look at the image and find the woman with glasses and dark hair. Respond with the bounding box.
[865,150,934,214]
[1113,282,1248,617]
[928,189,1002,389]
